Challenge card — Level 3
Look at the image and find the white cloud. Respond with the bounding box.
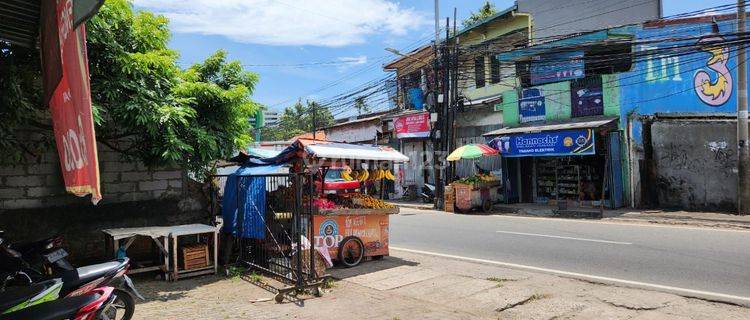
[336,55,368,72]
[133,0,430,47]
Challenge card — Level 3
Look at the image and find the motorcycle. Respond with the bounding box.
[0,234,139,320]
[0,286,115,320]
[0,275,62,314]
[421,183,436,204]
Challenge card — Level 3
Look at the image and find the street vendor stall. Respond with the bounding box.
[299,140,408,267]
[217,138,409,302]
[447,144,502,213]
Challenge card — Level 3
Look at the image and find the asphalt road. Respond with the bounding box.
[390,209,750,298]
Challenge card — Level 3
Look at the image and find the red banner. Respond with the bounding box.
[41,0,101,204]
[394,112,431,139]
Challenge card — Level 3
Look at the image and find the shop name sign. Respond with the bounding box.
[530,51,585,85]
[492,129,595,157]
[394,112,430,139]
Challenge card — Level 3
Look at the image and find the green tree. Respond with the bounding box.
[1,0,260,176]
[354,96,371,115]
[261,100,334,141]
[462,1,497,29]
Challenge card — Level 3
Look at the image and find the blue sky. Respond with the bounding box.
[133,0,732,116]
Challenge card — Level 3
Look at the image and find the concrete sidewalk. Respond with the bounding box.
[490,203,750,230]
[133,250,750,319]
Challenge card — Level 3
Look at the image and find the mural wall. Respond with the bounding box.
[619,19,741,142]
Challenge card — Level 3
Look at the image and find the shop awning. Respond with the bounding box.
[482,118,617,137]
[305,143,409,163]
[483,118,617,158]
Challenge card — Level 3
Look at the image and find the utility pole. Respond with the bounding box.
[738,0,749,215]
[442,17,451,185]
[431,0,444,209]
[311,102,317,142]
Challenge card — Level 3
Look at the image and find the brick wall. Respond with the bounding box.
[0,144,185,209]
[0,143,207,263]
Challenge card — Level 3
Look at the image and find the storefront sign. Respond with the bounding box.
[518,88,546,123]
[490,129,596,157]
[530,51,585,85]
[313,215,389,258]
[41,0,101,203]
[571,77,604,117]
[394,112,430,139]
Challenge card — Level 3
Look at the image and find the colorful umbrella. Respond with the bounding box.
[446,144,498,161]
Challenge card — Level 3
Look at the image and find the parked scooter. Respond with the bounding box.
[421,183,436,204]
[0,286,115,320]
[0,275,62,314]
[0,234,139,320]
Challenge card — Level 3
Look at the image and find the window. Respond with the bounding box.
[474,56,485,88]
[490,56,501,84]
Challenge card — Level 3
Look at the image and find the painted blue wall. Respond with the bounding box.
[619,19,743,141]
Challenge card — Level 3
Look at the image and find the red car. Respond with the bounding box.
[315,167,361,195]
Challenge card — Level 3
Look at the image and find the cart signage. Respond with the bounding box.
[313,215,389,258]
[394,112,431,139]
[489,129,595,157]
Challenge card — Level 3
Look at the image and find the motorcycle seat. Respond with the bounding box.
[0,279,60,312]
[0,293,99,320]
[61,258,128,290]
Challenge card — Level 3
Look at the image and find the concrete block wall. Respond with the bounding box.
[0,143,206,264]
[0,144,185,210]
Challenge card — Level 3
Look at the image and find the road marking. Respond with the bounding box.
[390,247,750,307]
[479,213,750,233]
[495,230,632,245]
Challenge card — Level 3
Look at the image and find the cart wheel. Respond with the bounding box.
[481,199,493,213]
[337,236,365,268]
[274,293,285,303]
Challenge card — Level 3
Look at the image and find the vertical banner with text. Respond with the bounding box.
[41,0,101,203]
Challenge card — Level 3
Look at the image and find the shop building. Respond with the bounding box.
[490,14,748,212]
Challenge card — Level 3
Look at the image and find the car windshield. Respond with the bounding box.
[324,169,344,182]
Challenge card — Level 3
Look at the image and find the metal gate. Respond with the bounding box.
[215,171,326,302]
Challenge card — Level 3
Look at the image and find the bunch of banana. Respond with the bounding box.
[341,170,354,181]
[383,170,396,181]
[356,170,369,182]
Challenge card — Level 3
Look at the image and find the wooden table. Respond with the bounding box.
[102,224,219,281]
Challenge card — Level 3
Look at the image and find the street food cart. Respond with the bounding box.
[446,144,502,213]
[452,180,502,213]
[299,141,407,267]
[218,139,408,301]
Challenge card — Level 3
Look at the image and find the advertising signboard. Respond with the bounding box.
[394,112,430,139]
[571,77,604,117]
[313,215,389,258]
[489,129,596,157]
[518,88,546,123]
[530,51,585,85]
[41,0,101,203]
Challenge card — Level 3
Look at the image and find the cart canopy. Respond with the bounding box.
[244,139,409,165]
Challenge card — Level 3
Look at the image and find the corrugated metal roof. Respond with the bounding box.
[482,118,618,136]
[0,0,41,48]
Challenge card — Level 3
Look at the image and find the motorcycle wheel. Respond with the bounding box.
[102,289,135,320]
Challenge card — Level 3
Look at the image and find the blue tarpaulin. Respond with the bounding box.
[221,165,284,239]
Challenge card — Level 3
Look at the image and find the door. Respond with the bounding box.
[608,132,625,208]
[503,158,520,204]
[520,158,534,203]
